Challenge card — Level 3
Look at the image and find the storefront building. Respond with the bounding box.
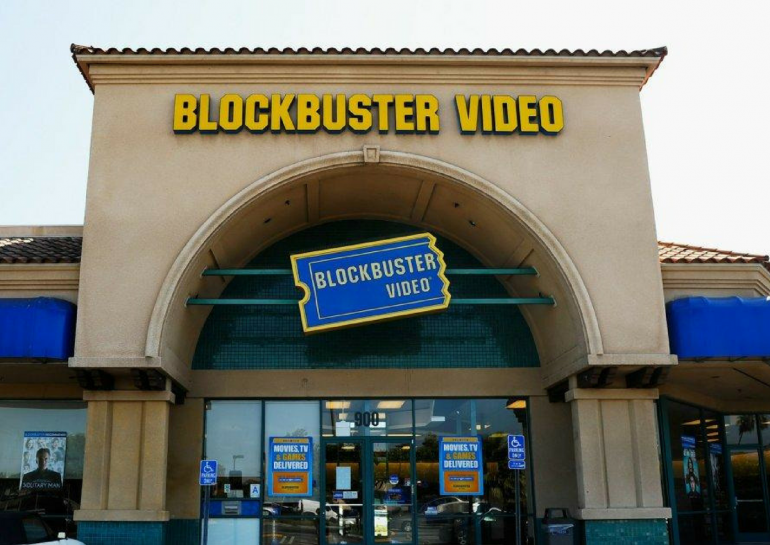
[1,45,769,544]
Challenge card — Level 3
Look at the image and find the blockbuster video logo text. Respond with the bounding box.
[173,93,564,135]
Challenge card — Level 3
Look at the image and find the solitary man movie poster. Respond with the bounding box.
[19,431,66,491]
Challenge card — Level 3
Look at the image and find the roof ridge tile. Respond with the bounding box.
[69,43,668,58]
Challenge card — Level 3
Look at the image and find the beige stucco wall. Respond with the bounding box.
[0,264,80,303]
[662,262,770,301]
[529,395,579,517]
[166,398,204,520]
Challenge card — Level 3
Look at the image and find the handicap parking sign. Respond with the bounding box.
[200,460,218,486]
[507,435,526,470]
[508,435,525,450]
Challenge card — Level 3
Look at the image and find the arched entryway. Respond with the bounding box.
[192,220,540,371]
[146,149,601,390]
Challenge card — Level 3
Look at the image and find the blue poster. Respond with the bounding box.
[267,437,313,497]
[681,435,700,498]
[20,431,66,491]
[291,233,451,333]
[439,436,484,496]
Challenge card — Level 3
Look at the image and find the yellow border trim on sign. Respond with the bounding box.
[290,232,451,334]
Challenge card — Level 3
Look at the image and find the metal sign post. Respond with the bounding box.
[515,473,521,545]
[508,435,526,545]
[199,460,218,545]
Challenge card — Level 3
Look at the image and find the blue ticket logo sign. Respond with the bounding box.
[291,233,451,333]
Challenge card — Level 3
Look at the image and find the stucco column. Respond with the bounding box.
[567,387,671,543]
[75,391,173,529]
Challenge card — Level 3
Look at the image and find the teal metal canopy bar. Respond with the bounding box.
[202,267,537,276]
[186,297,555,306]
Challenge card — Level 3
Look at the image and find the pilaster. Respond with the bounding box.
[566,387,671,544]
[75,391,173,543]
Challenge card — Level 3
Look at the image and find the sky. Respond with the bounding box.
[0,1,768,255]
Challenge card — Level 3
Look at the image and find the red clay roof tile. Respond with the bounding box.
[659,241,769,269]
[69,44,667,93]
[2,236,766,270]
[0,237,82,264]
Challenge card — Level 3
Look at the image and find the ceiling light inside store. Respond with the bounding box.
[377,401,406,409]
[326,401,351,409]
[507,399,527,409]
[338,413,348,420]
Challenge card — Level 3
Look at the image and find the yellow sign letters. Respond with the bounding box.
[173,93,564,136]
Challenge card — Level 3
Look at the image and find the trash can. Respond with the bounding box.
[542,508,575,545]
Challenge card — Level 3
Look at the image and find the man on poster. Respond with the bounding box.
[19,431,66,491]
[21,448,62,490]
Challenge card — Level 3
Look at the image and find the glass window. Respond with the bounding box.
[703,409,728,510]
[474,399,531,516]
[760,414,770,446]
[731,447,768,533]
[0,401,86,537]
[725,414,760,445]
[665,400,709,513]
[417,514,475,545]
[205,518,259,545]
[323,400,413,437]
[264,518,319,544]
[677,513,713,545]
[414,399,531,517]
[21,515,53,542]
[204,401,262,500]
[478,513,532,545]
[265,401,321,507]
[415,399,475,511]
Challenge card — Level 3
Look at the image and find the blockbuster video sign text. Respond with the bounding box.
[172,93,564,135]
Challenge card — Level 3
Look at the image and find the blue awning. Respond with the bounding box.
[667,296,770,359]
[0,298,76,360]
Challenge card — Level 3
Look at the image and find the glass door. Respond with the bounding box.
[322,437,415,545]
[324,439,366,543]
[370,439,415,544]
[729,447,769,542]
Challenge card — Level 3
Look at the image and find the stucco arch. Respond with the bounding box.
[146,149,603,387]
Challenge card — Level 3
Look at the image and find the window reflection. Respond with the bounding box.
[202,399,532,544]
[0,401,87,539]
[703,409,727,509]
[414,398,531,526]
[666,401,708,513]
[204,401,262,500]
[725,414,763,445]
[265,401,321,508]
